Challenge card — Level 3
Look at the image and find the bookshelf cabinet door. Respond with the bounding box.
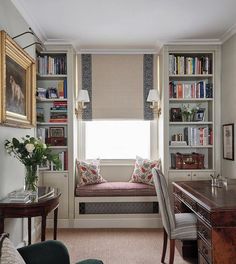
[192,171,212,181]
[41,172,69,219]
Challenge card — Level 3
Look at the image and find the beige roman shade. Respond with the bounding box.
[78,54,156,120]
[93,55,143,119]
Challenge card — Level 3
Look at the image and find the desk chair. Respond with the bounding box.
[152,168,197,264]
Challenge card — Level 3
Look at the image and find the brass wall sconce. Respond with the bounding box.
[147,89,161,117]
[75,90,90,119]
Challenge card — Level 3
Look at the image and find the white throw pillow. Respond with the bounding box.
[0,234,26,264]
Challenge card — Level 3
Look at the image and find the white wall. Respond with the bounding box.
[221,34,236,178]
[0,0,35,245]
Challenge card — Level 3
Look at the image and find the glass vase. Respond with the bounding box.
[25,164,38,201]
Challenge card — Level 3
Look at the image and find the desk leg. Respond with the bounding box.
[28,217,31,245]
[54,207,58,240]
[41,215,46,241]
[0,214,4,234]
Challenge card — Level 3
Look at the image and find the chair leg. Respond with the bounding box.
[169,239,175,264]
[161,228,167,263]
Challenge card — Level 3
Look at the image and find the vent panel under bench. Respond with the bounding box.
[79,202,158,214]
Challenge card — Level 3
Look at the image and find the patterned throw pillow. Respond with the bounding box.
[0,233,26,264]
[130,156,161,185]
[77,159,107,186]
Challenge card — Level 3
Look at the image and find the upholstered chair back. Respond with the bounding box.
[152,168,176,237]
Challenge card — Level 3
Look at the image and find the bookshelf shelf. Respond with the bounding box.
[169,122,213,125]
[169,74,213,78]
[169,145,213,149]
[49,146,68,149]
[37,74,67,78]
[37,122,68,126]
[169,98,213,102]
[36,97,68,102]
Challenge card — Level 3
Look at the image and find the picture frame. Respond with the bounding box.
[0,30,36,128]
[47,87,58,99]
[223,123,234,161]
[49,127,64,138]
[170,107,182,122]
[193,108,205,122]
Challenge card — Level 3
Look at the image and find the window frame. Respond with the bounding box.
[78,120,158,165]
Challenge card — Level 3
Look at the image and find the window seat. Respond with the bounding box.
[75,182,156,197]
[74,181,160,228]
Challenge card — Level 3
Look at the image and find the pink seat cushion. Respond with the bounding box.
[75,182,156,197]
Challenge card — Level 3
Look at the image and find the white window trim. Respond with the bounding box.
[78,120,158,165]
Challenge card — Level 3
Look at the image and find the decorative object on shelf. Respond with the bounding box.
[146,89,161,117]
[181,104,201,122]
[4,135,61,201]
[193,108,205,122]
[0,30,36,128]
[75,90,90,119]
[223,123,234,161]
[170,107,182,122]
[171,152,204,169]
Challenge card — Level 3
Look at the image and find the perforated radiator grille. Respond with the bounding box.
[79,202,158,214]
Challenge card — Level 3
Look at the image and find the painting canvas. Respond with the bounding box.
[0,30,35,128]
[223,123,234,160]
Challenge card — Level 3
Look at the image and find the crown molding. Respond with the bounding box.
[11,0,46,42]
[220,23,236,44]
[166,38,222,45]
[77,48,158,54]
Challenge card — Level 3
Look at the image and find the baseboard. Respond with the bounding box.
[46,215,162,229]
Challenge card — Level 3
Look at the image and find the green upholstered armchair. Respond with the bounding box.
[17,240,103,264]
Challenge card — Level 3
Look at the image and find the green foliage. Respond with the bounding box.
[5,135,61,170]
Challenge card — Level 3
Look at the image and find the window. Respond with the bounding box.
[85,120,150,160]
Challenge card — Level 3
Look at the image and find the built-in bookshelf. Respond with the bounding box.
[36,52,68,173]
[160,45,221,183]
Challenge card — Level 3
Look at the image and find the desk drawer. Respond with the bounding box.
[197,204,211,224]
[198,220,212,245]
[198,238,212,263]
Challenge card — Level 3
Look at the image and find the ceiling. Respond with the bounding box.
[12,0,236,53]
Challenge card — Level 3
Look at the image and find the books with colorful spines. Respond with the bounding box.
[177,83,183,98]
[49,119,67,123]
[57,80,64,98]
[64,80,67,98]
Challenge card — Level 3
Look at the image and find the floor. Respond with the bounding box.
[46,228,197,264]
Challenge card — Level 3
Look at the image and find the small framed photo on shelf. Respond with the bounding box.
[170,108,182,122]
[193,108,205,122]
[47,87,58,99]
[223,123,234,161]
[49,127,64,138]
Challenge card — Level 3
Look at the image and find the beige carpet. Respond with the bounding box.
[47,228,197,264]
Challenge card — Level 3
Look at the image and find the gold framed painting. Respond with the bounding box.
[0,30,36,128]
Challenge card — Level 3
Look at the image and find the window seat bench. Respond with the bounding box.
[74,181,160,228]
[75,182,156,197]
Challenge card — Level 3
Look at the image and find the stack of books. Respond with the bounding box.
[8,189,31,203]
[49,101,67,123]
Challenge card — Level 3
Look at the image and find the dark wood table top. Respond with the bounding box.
[0,186,61,208]
[173,180,236,211]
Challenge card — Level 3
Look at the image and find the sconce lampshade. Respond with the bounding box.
[147,89,159,102]
[77,90,90,102]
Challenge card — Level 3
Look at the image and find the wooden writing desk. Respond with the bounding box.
[0,186,61,245]
[173,180,236,264]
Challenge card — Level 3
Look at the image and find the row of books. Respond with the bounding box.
[169,55,212,75]
[184,127,213,146]
[169,81,213,99]
[37,55,67,75]
[50,101,68,123]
